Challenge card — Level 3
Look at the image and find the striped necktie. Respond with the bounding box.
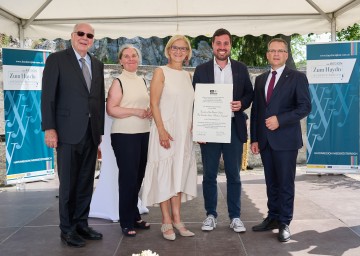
[80,58,91,91]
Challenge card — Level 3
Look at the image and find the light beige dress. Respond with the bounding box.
[141,66,197,206]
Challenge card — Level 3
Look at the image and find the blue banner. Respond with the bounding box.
[2,48,55,184]
[306,42,360,174]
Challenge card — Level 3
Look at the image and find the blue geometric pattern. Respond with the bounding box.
[4,90,48,174]
[307,81,359,165]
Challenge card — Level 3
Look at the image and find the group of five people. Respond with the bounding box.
[41,22,311,248]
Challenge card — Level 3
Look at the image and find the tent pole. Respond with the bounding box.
[306,0,332,22]
[331,16,336,42]
[19,23,24,48]
[23,0,53,29]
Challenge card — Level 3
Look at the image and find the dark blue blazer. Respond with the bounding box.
[41,48,105,145]
[193,59,254,143]
[250,66,311,151]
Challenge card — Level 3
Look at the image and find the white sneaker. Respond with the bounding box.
[230,218,246,233]
[201,215,217,231]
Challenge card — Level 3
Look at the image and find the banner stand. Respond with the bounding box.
[306,42,360,175]
[2,48,55,185]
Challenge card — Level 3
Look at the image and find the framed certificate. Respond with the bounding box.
[193,83,233,143]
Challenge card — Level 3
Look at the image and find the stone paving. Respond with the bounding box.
[1,167,360,256]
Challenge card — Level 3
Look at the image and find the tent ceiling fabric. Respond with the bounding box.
[0,0,360,39]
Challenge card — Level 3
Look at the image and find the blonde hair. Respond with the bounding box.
[164,35,192,60]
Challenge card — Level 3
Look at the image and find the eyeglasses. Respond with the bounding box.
[171,46,189,52]
[73,31,94,39]
[267,49,287,54]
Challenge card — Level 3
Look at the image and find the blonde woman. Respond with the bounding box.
[142,35,197,241]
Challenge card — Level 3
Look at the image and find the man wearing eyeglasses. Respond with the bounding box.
[250,38,311,242]
[41,23,105,247]
[193,28,254,234]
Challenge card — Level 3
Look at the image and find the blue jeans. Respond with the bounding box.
[200,121,243,220]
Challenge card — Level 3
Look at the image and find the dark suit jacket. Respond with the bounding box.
[41,48,105,145]
[193,59,254,143]
[250,66,311,151]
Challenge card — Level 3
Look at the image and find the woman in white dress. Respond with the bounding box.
[141,35,197,241]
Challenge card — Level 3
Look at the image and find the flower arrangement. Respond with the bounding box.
[132,250,159,256]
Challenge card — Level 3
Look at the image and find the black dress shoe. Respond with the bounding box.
[77,226,103,240]
[252,217,279,231]
[278,223,291,242]
[61,231,86,247]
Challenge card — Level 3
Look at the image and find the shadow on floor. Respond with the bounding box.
[1,172,360,256]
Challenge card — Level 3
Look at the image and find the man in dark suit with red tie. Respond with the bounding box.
[41,23,105,247]
[250,38,311,242]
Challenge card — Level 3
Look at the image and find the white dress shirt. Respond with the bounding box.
[265,64,285,99]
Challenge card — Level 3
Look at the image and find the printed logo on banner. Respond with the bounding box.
[3,66,43,90]
[306,59,356,84]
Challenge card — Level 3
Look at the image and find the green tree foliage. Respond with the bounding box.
[231,34,296,69]
[0,33,11,47]
[291,34,313,69]
[188,35,211,49]
[337,23,360,41]
[188,34,297,69]
[231,35,270,67]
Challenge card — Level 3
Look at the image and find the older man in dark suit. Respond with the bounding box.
[41,23,105,247]
[250,38,311,242]
[193,28,254,233]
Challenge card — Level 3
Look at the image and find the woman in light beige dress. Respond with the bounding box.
[141,35,197,241]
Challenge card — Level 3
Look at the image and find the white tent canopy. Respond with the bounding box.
[1,0,360,41]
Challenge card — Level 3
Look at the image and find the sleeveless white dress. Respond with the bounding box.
[141,66,197,206]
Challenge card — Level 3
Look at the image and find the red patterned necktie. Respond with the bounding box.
[266,71,277,103]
